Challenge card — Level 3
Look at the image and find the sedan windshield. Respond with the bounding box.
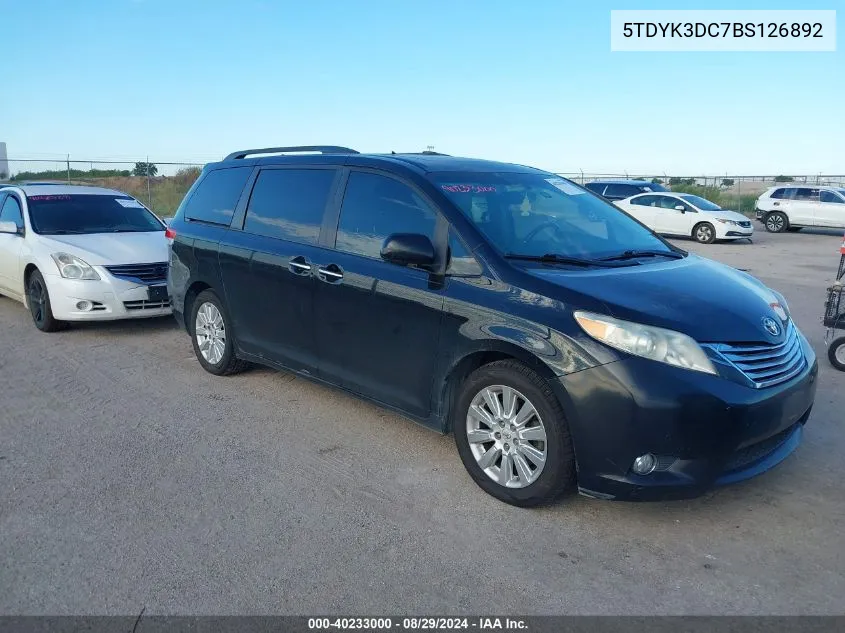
[679,194,721,211]
[27,194,164,235]
[432,172,674,261]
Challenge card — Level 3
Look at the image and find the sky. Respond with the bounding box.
[2,0,843,176]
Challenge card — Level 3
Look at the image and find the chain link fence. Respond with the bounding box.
[1,158,206,218]
[3,157,845,218]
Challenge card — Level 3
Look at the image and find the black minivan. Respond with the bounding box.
[167,146,817,507]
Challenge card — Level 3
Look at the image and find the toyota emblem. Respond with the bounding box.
[762,317,781,337]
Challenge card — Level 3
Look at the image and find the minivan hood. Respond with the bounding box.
[528,255,785,344]
[39,232,168,266]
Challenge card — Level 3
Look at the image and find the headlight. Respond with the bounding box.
[51,253,100,280]
[716,219,738,225]
[574,311,716,375]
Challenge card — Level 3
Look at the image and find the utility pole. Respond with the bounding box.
[66,154,71,183]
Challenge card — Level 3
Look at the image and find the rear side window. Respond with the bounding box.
[793,188,819,201]
[243,168,337,244]
[603,184,637,199]
[771,187,799,200]
[184,167,251,225]
[630,195,658,206]
[335,171,438,259]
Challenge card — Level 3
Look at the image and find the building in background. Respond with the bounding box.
[0,142,9,180]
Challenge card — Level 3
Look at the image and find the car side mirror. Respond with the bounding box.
[674,205,686,212]
[381,233,436,268]
[0,221,21,235]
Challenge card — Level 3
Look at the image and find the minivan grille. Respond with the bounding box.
[706,323,805,389]
[105,262,168,284]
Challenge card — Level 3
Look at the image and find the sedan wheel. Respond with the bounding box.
[466,385,547,489]
[693,222,716,244]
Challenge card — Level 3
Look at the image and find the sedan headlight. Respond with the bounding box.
[574,311,716,375]
[716,219,738,225]
[51,253,100,280]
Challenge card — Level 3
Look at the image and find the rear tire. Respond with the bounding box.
[453,360,576,507]
[829,337,845,372]
[190,289,249,376]
[693,222,716,244]
[765,212,788,233]
[27,270,67,332]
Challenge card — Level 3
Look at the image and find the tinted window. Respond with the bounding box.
[792,188,819,201]
[645,182,669,192]
[447,229,482,276]
[584,183,605,195]
[679,194,721,211]
[433,172,671,261]
[603,184,638,199]
[655,196,686,210]
[770,188,788,199]
[26,194,164,235]
[243,169,336,244]
[630,195,658,206]
[184,167,251,225]
[0,195,24,230]
[335,172,438,259]
[820,190,844,204]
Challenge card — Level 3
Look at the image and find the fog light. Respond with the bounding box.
[632,453,657,475]
[75,300,93,312]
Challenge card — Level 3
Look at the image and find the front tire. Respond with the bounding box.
[829,337,845,372]
[190,289,249,376]
[765,212,788,233]
[453,360,576,507]
[27,270,67,332]
[693,222,716,244]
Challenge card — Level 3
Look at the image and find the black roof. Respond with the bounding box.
[215,146,547,175]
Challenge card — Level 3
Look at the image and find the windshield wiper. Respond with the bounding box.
[598,249,685,262]
[504,253,624,268]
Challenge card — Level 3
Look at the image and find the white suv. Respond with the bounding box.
[755,185,845,233]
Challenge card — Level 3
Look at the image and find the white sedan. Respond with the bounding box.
[614,192,753,244]
[0,184,171,332]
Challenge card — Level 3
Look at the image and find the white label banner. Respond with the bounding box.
[611,10,836,52]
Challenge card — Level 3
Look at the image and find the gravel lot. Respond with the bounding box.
[1,227,843,615]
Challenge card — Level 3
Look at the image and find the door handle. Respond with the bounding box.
[317,263,344,283]
[289,256,312,275]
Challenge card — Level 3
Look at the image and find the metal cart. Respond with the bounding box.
[824,234,845,371]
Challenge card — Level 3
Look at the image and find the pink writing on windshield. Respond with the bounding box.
[441,184,497,193]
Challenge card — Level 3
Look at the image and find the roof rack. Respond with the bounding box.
[390,151,450,156]
[224,146,359,161]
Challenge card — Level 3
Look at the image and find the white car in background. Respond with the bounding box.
[0,184,171,332]
[755,185,845,233]
[614,192,753,244]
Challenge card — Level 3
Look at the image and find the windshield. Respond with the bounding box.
[679,194,721,211]
[432,172,673,261]
[27,194,164,235]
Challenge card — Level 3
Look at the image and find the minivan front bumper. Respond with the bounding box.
[555,336,818,501]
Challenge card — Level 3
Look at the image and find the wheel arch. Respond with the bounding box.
[436,341,566,434]
[183,280,213,333]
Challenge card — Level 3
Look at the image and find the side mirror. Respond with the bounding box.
[674,205,686,212]
[0,221,21,235]
[381,233,436,268]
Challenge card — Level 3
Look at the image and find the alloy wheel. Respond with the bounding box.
[195,302,226,365]
[28,278,46,326]
[766,214,785,232]
[696,224,713,243]
[466,385,547,488]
